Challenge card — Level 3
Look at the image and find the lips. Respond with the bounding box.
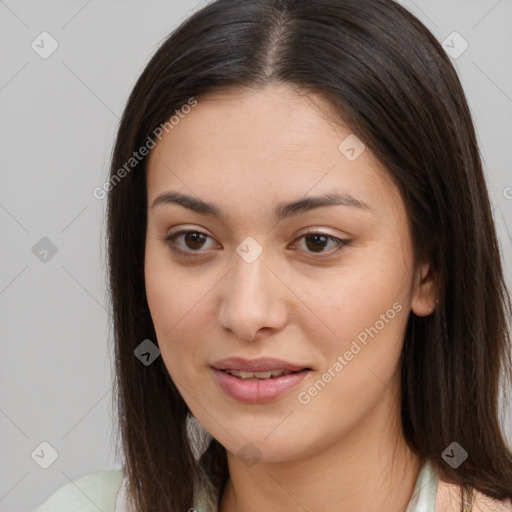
[211,356,311,373]
[212,366,311,403]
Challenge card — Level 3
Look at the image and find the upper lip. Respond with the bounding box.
[211,357,311,373]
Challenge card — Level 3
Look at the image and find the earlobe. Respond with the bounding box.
[411,263,438,317]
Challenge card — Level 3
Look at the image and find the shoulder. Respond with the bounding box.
[32,468,125,512]
[436,478,512,512]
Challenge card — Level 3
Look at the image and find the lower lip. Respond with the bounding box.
[211,368,310,403]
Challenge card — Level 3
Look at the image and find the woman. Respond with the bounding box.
[33,0,512,511]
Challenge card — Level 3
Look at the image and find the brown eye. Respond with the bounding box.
[293,231,350,255]
[304,233,329,252]
[165,230,216,254]
[181,232,207,250]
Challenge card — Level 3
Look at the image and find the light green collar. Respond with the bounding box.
[405,460,439,512]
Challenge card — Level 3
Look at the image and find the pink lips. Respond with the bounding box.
[210,357,311,403]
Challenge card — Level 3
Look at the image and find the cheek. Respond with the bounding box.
[145,237,199,332]
[144,244,191,365]
[291,275,408,438]
[295,259,408,341]
[145,246,176,333]
[293,252,411,384]
[144,242,217,377]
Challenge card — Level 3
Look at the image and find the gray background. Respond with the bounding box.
[1,1,511,510]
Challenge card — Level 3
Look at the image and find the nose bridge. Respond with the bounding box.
[229,243,274,304]
[219,241,286,339]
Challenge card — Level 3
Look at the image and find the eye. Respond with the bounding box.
[164,229,217,254]
[291,230,350,255]
[164,228,350,256]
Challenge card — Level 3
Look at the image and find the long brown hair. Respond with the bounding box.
[106,0,512,510]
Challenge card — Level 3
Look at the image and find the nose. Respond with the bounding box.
[219,252,288,341]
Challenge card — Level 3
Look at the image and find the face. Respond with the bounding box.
[144,84,435,463]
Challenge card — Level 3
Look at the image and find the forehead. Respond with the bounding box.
[146,84,402,221]
[148,84,353,168]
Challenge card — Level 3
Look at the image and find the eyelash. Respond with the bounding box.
[163,229,351,257]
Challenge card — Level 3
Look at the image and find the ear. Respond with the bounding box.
[411,262,438,317]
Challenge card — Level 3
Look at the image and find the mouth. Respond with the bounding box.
[211,356,312,374]
[217,368,310,380]
[211,367,311,403]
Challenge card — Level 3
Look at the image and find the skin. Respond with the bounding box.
[144,83,438,512]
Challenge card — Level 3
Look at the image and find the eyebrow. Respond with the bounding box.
[150,191,373,221]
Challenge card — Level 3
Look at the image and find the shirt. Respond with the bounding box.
[32,460,512,512]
